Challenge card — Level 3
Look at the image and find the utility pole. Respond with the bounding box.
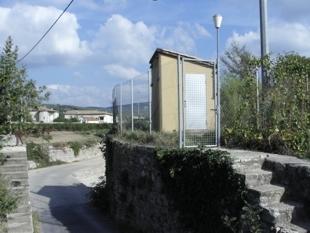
[260,0,269,88]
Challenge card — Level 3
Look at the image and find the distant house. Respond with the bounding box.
[30,106,59,123]
[63,110,113,124]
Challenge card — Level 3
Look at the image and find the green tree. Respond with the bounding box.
[220,41,255,79]
[0,36,50,134]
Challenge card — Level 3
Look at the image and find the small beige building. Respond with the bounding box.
[149,48,215,132]
[64,110,113,124]
[30,106,59,123]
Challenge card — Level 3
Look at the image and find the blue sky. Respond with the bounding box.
[1,0,310,107]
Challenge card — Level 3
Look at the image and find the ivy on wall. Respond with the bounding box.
[156,148,249,233]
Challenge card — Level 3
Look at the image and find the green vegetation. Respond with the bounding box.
[69,142,82,157]
[26,142,65,168]
[35,123,112,132]
[32,211,40,233]
[113,130,178,148]
[0,36,50,135]
[156,147,259,233]
[221,43,310,158]
[0,176,19,224]
[87,176,109,211]
[53,116,79,123]
[0,37,49,227]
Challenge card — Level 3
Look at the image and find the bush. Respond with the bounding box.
[156,148,248,233]
[26,142,50,167]
[86,176,109,211]
[69,142,82,157]
[26,142,65,167]
[0,176,19,222]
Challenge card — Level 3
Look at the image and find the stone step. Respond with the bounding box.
[0,164,28,173]
[247,184,286,206]
[7,212,32,224]
[1,171,28,180]
[11,192,30,205]
[13,204,31,214]
[261,201,305,225]
[238,169,273,188]
[10,179,29,188]
[276,221,310,233]
[231,153,267,172]
[2,151,27,159]
[2,158,28,166]
[7,221,33,233]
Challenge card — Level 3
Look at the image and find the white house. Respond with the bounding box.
[29,106,59,123]
[63,110,113,123]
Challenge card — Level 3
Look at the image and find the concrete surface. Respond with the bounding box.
[29,157,118,233]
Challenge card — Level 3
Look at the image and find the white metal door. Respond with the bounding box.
[185,74,207,130]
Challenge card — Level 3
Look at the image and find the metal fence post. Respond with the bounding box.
[131,78,134,132]
[120,84,123,134]
[177,55,183,148]
[148,69,152,134]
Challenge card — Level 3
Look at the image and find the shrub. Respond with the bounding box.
[156,148,248,233]
[0,176,19,222]
[69,142,82,157]
[26,142,65,167]
[26,142,50,167]
[114,130,178,148]
[86,176,109,212]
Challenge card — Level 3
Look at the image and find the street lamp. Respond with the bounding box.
[213,14,222,147]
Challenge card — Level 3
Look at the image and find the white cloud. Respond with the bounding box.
[157,22,210,55]
[225,31,260,56]
[225,22,310,57]
[0,3,92,66]
[269,23,310,56]
[92,14,156,67]
[104,64,141,80]
[47,84,112,107]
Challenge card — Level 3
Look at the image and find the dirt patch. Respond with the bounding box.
[24,131,103,145]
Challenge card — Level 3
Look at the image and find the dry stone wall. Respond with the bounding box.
[105,141,181,233]
[28,143,103,169]
[48,143,102,162]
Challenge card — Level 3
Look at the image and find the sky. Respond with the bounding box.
[1,0,310,107]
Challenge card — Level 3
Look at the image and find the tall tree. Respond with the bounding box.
[220,41,255,79]
[0,36,50,134]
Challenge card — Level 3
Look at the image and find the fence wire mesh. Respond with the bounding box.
[182,59,216,147]
[113,72,151,133]
[112,57,217,148]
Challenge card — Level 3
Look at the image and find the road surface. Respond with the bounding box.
[29,157,119,233]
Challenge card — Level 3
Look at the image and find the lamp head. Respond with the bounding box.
[213,14,223,29]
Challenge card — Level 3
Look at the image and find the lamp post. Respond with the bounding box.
[213,14,222,147]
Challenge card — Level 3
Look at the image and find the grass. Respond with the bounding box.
[113,130,179,148]
[0,176,19,232]
[32,211,40,233]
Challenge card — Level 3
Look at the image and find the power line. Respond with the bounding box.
[18,0,74,63]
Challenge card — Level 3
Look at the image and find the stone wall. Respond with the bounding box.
[28,143,103,169]
[263,155,310,204]
[48,143,102,163]
[105,141,181,233]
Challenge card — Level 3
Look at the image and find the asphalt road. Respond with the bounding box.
[29,157,119,233]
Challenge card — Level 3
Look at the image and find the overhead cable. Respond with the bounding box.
[18,0,74,63]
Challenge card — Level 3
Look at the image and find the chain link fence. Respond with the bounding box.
[112,56,217,148]
[182,59,216,147]
[112,72,151,133]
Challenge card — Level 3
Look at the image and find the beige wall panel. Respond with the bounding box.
[159,55,179,132]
